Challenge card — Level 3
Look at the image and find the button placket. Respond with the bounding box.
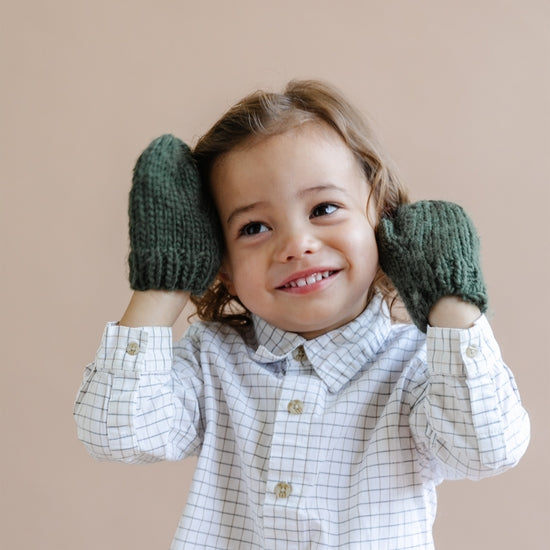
[293,345,307,362]
[126,341,140,356]
[265,365,319,499]
[287,399,304,415]
[274,481,292,499]
[262,366,325,544]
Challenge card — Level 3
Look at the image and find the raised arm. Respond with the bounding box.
[121,133,221,325]
[376,201,529,478]
[74,135,222,463]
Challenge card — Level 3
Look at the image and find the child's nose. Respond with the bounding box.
[276,228,320,262]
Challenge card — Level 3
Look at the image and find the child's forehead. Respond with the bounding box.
[211,120,368,204]
[221,120,350,164]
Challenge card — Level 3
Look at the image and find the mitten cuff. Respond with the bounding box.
[408,267,488,332]
[129,247,219,296]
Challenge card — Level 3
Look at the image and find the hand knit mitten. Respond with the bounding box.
[376,200,488,332]
[128,134,222,295]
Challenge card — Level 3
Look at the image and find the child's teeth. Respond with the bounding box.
[286,271,333,288]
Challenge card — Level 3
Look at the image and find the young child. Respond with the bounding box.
[74,80,530,549]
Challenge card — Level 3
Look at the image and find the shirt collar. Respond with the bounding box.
[250,294,393,393]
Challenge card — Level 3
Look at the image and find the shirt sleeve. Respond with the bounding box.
[409,315,530,481]
[73,323,204,464]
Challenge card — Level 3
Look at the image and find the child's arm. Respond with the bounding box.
[413,315,529,480]
[377,201,530,479]
[74,135,221,463]
[119,133,222,328]
[428,295,482,329]
[119,289,190,327]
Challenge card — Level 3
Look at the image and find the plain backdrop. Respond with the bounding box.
[1,1,548,549]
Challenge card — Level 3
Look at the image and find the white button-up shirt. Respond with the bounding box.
[74,295,530,549]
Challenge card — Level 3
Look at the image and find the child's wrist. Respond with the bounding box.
[428,296,482,329]
[119,290,189,327]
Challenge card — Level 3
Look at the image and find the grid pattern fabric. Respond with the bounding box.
[74,295,530,549]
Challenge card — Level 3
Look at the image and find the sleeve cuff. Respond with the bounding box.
[426,314,501,377]
[95,322,173,373]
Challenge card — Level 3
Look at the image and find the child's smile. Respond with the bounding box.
[277,268,339,292]
[211,121,379,339]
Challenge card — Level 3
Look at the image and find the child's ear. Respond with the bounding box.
[218,263,237,296]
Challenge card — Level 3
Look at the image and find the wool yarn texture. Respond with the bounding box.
[128,134,222,295]
[376,201,488,332]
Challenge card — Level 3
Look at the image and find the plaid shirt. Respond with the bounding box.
[74,295,529,549]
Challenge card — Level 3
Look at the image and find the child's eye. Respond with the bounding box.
[239,222,270,236]
[311,203,339,218]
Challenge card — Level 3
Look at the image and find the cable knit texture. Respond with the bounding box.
[376,201,488,332]
[128,134,221,295]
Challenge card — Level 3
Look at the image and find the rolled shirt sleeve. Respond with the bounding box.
[74,323,204,463]
[410,315,530,480]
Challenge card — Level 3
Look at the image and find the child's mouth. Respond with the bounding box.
[279,270,337,289]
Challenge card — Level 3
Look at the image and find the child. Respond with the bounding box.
[74,80,530,549]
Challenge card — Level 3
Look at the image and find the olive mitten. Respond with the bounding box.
[376,200,488,332]
[128,134,222,295]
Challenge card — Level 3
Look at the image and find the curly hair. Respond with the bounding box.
[190,79,409,327]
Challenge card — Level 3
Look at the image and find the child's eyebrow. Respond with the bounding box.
[225,184,348,226]
[298,183,348,198]
[226,201,268,226]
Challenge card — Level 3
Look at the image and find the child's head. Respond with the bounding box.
[191,79,409,332]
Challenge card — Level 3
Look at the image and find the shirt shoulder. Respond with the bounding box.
[380,321,430,394]
[175,319,256,358]
[385,321,427,363]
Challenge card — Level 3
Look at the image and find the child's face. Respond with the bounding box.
[211,122,379,339]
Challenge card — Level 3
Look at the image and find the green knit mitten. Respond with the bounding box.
[376,201,488,332]
[128,134,222,295]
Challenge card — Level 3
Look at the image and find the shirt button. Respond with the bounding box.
[287,400,304,415]
[274,482,292,499]
[465,345,479,358]
[293,346,306,361]
[126,342,140,355]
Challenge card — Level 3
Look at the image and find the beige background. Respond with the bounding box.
[1,1,548,548]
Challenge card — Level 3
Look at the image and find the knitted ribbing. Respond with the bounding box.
[128,134,222,295]
[376,201,488,332]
